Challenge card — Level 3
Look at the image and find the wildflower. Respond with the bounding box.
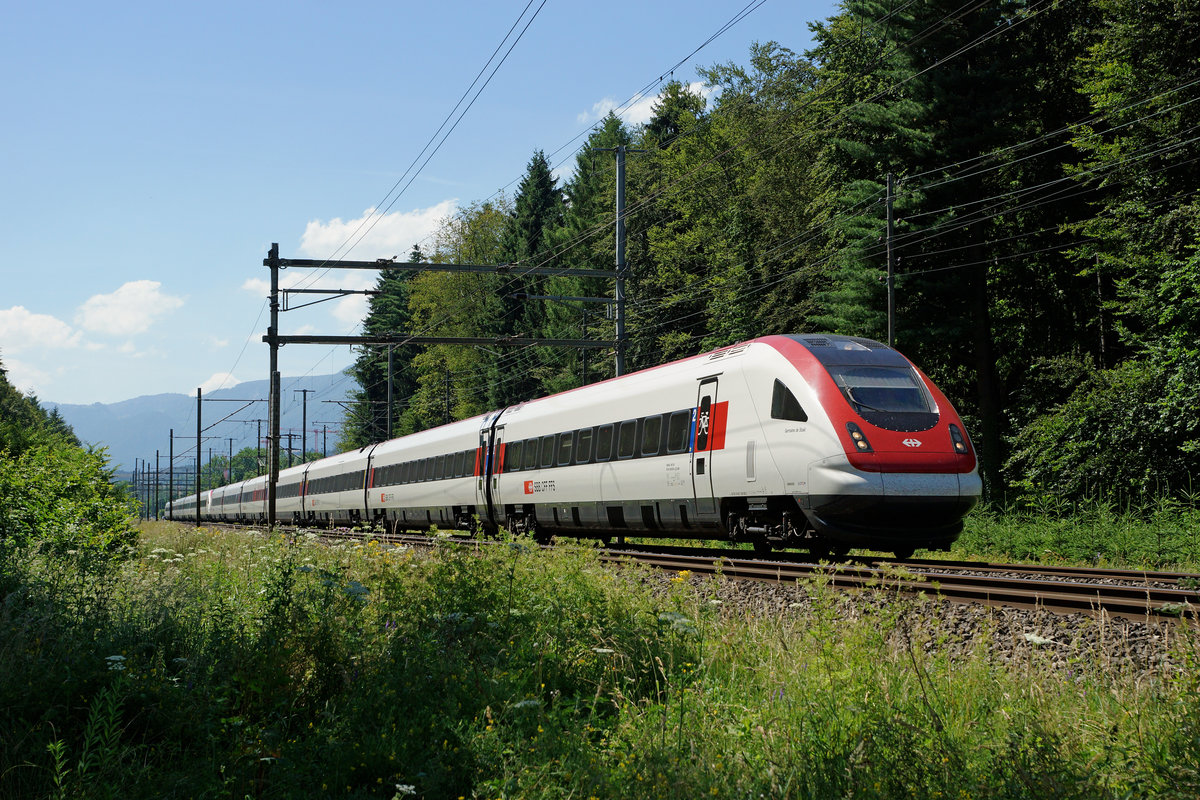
[592,647,615,654]
[510,699,541,711]
[105,655,126,672]
[344,580,370,597]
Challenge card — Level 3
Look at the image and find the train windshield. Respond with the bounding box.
[828,365,938,431]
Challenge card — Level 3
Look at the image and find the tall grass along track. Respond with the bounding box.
[263,524,1200,623]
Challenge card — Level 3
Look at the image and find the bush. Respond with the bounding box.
[1005,352,1200,506]
[0,445,138,569]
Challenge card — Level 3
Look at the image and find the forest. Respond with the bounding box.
[340,0,1199,508]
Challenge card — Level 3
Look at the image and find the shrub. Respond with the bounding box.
[1005,352,1200,507]
[0,445,138,570]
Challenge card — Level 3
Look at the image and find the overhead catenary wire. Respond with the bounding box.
[254,0,940,406]
[213,0,1190,455]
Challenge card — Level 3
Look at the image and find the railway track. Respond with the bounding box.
[254,526,1200,623]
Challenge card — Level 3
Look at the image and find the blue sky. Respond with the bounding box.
[1,0,836,408]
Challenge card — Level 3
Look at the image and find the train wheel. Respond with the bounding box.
[892,548,915,560]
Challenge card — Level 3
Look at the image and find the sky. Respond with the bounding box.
[1,0,838,412]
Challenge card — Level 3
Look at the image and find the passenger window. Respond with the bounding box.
[666,410,691,453]
[453,450,465,477]
[522,439,538,470]
[771,379,808,422]
[557,432,574,466]
[641,415,663,457]
[540,434,556,468]
[596,425,614,461]
[617,420,637,459]
[505,441,523,472]
[577,428,593,463]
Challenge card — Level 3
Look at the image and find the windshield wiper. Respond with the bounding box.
[844,387,888,413]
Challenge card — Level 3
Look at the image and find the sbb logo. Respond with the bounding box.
[524,480,534,494]
[902,438,923,448]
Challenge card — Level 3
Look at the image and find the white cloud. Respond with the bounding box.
[75,280,184,336]
[0,306,81,352]
[577,81,717,127]
[2,356,50,396]
[199,372,240,394]
[299,200,458,261]
[332,295,370,328]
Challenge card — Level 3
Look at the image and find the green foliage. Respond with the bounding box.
[1006,352,1200,505]
[3,522,1199,798]
[956,499,1200,568]
[0,445,138,568]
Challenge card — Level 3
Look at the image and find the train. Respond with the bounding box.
[166,334,981,558]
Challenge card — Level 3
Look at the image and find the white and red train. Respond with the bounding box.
[167,334,980,557]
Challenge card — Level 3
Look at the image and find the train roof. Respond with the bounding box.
[776,334,910,368]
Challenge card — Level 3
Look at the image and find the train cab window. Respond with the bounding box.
[539,434,556,468]
[557,432,574,466]
[771,379,808,422]
[522,438,538,470]
[595,424,614,461]
[577,427,594,463]
[505,441,522,472]
[617,420,638,460]
[666,410,692,453]
[641,415,664,457]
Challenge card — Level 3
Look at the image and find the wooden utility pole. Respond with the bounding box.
[886,172,896,348]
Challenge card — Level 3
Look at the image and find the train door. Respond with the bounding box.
[490,425,506,517]
[693,377,719,518]
[477,415,507,528]
[477,427,492,524]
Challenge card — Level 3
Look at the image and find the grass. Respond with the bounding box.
[954,498,1200,570]
[616,498,1200,571]
[1,518,1199,798]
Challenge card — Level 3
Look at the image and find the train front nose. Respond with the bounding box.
[801,457,979,550]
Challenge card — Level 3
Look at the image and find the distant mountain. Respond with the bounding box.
[47,372,357,473]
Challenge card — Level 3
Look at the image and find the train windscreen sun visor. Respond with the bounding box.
[828,365,934,415]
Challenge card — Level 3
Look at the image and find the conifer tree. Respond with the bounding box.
[488,150,565,407]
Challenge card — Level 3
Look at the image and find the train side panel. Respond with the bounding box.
[365,417,481,531]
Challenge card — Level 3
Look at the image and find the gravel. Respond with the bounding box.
[641,567,1194,683]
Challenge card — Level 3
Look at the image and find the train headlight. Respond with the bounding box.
[949,424,969,454]
[846,422,874,453]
